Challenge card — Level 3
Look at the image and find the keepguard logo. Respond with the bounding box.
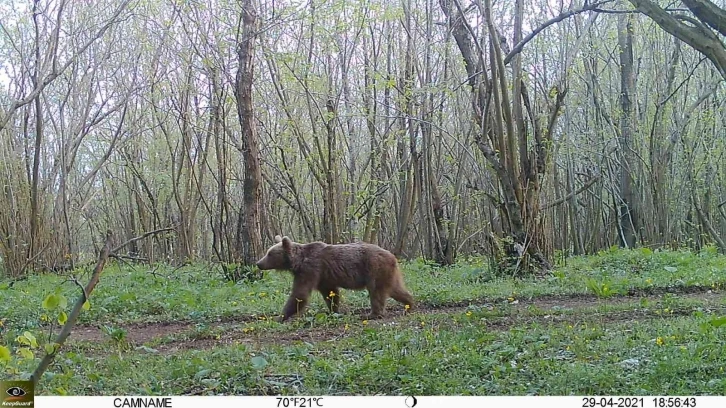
[1,381,34,407]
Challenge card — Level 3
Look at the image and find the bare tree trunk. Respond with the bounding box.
[617,13,638,248]
[393,0,418,257]
[28,0,45,269]
[324,96,341,244]
[235,0,264,265]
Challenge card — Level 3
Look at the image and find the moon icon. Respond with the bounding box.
[405,396,418,407]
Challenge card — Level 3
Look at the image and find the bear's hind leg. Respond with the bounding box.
[367,284,389,319]
[390,286,414,310]
[319,286,340,313]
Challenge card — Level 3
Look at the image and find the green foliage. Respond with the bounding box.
[706,317,726,328]
[220,263,263,283]
[0,345,10,362]
[25,309,726,395]
[101,325,129,350]
[1,248,726,393]
[1,329,41,377]
[2,248,725,328]
[585,277,628,298]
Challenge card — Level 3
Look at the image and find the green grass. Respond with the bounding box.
[29,312,726,395]
[2,246,725,327]
[1,247,726,395]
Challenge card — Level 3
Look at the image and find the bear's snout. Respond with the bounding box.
[256,256,273,270]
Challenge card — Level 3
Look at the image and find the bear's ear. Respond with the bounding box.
[274,235,282,243]
[282,236,292,253]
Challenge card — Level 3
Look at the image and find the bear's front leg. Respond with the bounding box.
[280,275,314,322]
[319,286,341,313]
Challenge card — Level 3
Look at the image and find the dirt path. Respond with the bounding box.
[69,287,724,355]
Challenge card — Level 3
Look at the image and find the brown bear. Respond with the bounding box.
[255,235,414,322]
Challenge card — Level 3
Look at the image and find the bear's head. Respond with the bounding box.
[256,235,295,270]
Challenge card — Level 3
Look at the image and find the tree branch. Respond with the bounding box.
[30,230,112,385]
[111,227,174,254]
[627,0,726,80]
[682,0,726,37]
[540,175,601,210]
[504,0,613,65]
[0,0,132,131]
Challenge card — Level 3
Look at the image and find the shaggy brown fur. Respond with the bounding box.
[256,235,414,322]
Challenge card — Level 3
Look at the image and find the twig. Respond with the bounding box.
[540,175,601,210]
[111,227,174,253]
[109,254,138,273]
[111,254,150,262]
[504,1,613,65]
[30,230,112,385]
[69,276,89,304]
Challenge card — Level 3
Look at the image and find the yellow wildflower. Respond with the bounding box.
[656,337,664,346]
[362,320,369,325]
[328,291,336,298]
[466,311,472,317]
[404,304,410,310]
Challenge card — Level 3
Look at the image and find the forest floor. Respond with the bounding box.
[3,247,726,395]
[69,285,723,354]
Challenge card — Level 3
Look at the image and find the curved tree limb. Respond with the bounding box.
[30,230,112,385]
[682,0,726,37]
[627,0,726,80]
[30,226,175,385]
[504,0,613,65]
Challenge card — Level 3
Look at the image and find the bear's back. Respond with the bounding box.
[302,242,395,289]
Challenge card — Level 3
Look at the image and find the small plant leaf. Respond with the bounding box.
[194,369,212,379]
[58,311,68,325]
[42,293,60,310]
[0,345,11,362]
[57,294,68,310]
[82,300,91,311]
[17,347,34,360]
[23,331,38,348]
[135,345,159,353]
[251,356,268,370]
[44,343,56,355]
[664,266,677,272]
[707,316,726,328]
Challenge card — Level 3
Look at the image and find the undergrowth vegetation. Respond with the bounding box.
[1,247,725,395]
